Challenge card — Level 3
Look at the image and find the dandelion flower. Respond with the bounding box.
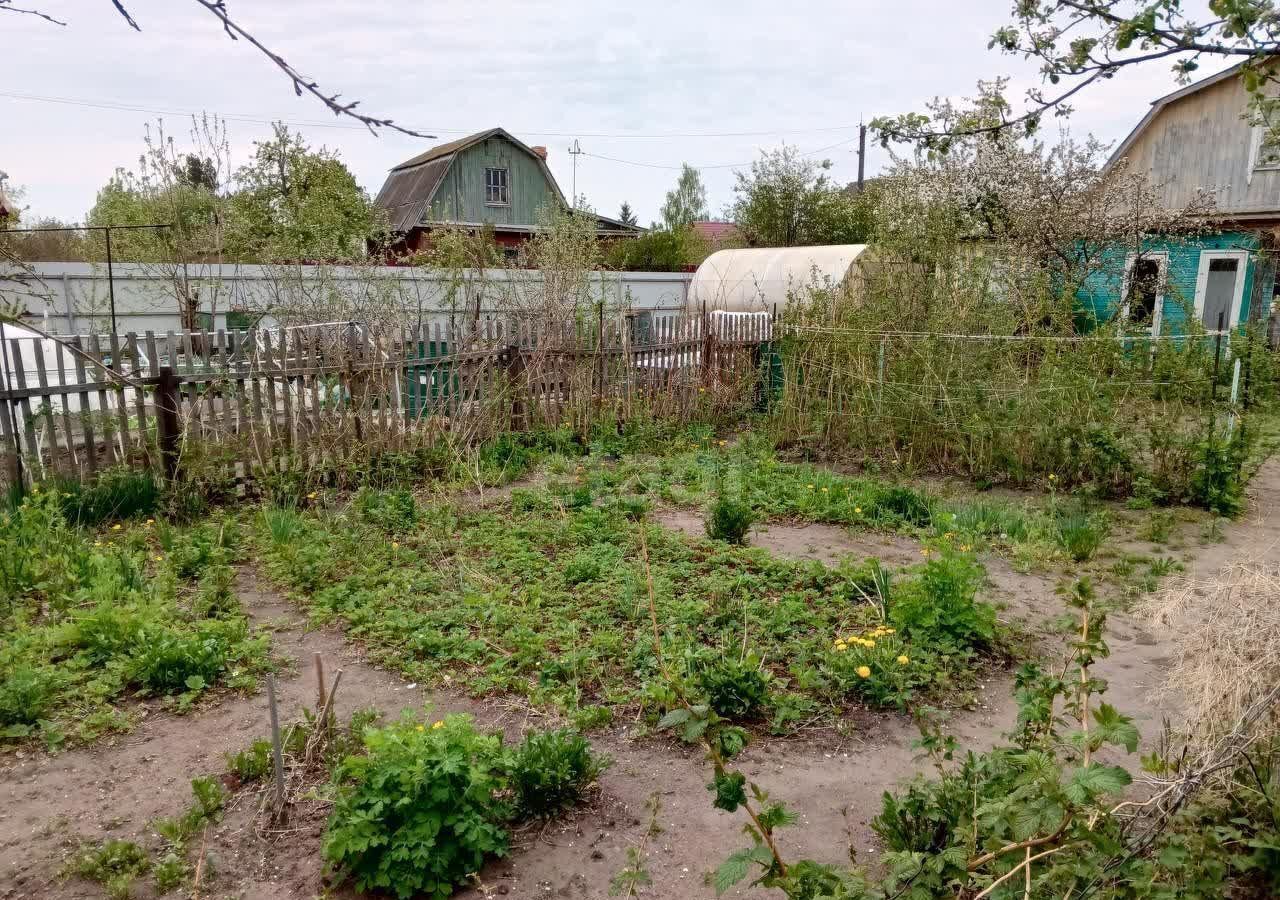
[897,655,910,665]
[145,518,154,526]
[111,524,122,531]
[93,540,102,547]
[856,665,871,679]
[921,548,931,557]
[718,440,727,447]
[807,483,815,490]
[821,487,829,493]
[391,541,400,549]
[153,555,163,562]
[884,627,895,634]
[307,491,318,500]
[416,724,425,732]
[865,640,876,648]
[834,642,847,653]
[854,506,862,514]
[432,720,445,729]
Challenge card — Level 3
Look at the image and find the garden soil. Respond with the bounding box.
[4,458,1278,899]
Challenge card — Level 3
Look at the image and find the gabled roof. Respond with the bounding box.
[375,127,568,232]
[1107,62,1246,169]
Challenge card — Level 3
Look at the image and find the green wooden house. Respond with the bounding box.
[1082,64,1279,335]
[373,127,640,257]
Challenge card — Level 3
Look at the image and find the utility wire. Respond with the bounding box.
[0,89,867,140]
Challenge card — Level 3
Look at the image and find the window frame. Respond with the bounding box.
[484,166,510,206]
[1120,251,1169,337]
[1248,123,1280,179]
[1192,249,1249,332]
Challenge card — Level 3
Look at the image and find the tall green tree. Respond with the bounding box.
[226,123,383,261]
[659,164,708,231]
[617,201,638,227]
[730,145,874,247]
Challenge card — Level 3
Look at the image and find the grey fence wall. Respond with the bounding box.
[3,263,693,336]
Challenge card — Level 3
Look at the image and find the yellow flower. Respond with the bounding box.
[307,491,317,500]
[1049,473,1057,482]
[698,387,706,394]
[416,724,425,732]
[921,548,931,557]
[865,639,876,648]
[432,720,445,729]
[153,554,163,562]
[854,506,862,514]
[833,641,847,652]
[145,518,154,526]
[807,483,815,490]
[111,524,122,531]
[718,439,727,447]
[897,655,910,665]
[93,540,102,547]
[391,541,400,549]
[856,665,871,679]
[883,627,895,634]
[820,487,829,493]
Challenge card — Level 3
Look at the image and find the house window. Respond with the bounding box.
[1250,124,1280,171]
[485,167,509,205]
[1124,256,1162,326]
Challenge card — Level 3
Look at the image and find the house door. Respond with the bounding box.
[1195,251,1249,331]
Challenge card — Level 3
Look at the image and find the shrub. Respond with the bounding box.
[53,468,159,526]
[890,552,995,653]
[1190,432,1246,517]
[697,654,772,720]
[324,714,510,899]
[706,493,756,544]
[67,839,150,898]
[355,488,418,534]
[0,666,59,728]
[226,738,273,782]
[1056,508,1106,562]
[874,484,934,527]
[508,728,609,819]
[127,621,240,694]
[563,543,623,585]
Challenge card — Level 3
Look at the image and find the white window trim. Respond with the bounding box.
[1120,251,1168,337]
[1248,124,1280,185]
[484,166,510,207]
[1192,249,1250,332]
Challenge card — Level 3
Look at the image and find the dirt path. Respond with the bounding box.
[0,570,457,900]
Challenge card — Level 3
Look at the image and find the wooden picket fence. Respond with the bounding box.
[0,311,773,488]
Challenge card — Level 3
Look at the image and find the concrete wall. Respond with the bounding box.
[1,262,692,336]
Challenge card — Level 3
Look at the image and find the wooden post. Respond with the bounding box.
[314,652,327,711]
[155,365,181,481]
[266,674,286,816]
[505,341,526,431]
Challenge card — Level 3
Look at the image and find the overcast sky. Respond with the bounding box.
[2,0,1225,227]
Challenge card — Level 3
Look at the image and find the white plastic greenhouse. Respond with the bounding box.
[687,245,870,314]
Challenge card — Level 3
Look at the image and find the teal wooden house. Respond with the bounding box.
[373,128,640,257]
[1084,63,1279,335]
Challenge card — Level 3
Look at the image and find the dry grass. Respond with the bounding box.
[1141,560,1280,749]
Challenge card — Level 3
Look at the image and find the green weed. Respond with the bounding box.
[508,728,609,819]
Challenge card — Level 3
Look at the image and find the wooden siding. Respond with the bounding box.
[425,137,560,228]
[1119,74,1280,216]
[1076,231,1267,329]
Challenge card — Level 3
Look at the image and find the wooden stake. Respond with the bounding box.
[314,652,326,711]
[266,674,286,816]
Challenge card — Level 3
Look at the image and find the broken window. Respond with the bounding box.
[1125,257,1161,325]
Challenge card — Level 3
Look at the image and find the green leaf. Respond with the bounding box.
[657,708,690,731]
[1065,764,1132,804]
[184,674,207,691]
[714,849,755,895]
[1092,703,1140,753]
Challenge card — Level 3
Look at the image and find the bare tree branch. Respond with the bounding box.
[5,0,434,139]
[0,0,66,26]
